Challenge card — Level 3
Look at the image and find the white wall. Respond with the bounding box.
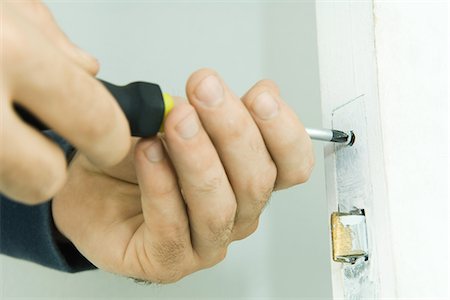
[1,1,331,299]
[373,2,449,297]
[316,0,448,298]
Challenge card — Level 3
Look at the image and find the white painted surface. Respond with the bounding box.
[332,96,378,299]
[316,1,396,298]
[1,2,332,298]
[316,0,449,298]
[374,2,449,298]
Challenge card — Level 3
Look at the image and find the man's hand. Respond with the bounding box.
[0,1,130,203]
[52,69,314,283]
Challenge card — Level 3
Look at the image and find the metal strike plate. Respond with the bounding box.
[331,209,369,264]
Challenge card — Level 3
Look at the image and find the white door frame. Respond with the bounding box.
[315,0,449,298]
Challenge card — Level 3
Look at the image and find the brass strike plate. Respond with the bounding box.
[331,209,369,264]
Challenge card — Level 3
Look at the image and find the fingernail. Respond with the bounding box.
[175,112,199,139]
[145,141,164,162]
[252,92,279,120]
[194,75,224,107]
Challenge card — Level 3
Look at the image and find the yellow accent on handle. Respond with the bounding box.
[160,92,174,132]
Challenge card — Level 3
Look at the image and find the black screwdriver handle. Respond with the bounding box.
[14,79,165,138]
[100,80,165,137]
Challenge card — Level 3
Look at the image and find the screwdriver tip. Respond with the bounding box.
[348,131,356,146]
[331,130,356,146]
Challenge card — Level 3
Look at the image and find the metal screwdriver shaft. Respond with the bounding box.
[305,128,355,146]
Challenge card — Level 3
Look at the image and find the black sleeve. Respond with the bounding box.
[0,131,96,273]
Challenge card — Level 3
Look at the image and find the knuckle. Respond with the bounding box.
[277,140,315,189]
[225,122,243,140]
[192,171,224,196]
[201,248,228,268]
[233,219,259,241]
[37,182,61,201]
[86,58,100,75]
[157,182,179,199]
[295,153,315,184]
[206,212,235,247]
[151,178,179,200]
[69,46,99,76]
[246,163,276,210]
[30,183,58,202]
[248,136,266,154]
[215,248,228,264]
[247,220,260,235]
[0,151,66,203]
[29,164,66,202]
[222,110,251,140]
[152,221,189,243]
[282,156,314,188]
[149,239,187,283]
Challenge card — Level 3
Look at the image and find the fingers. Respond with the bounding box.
[3,1,128,170]
[162,102,236,266]
[241,79,314,190]
[7,0,99,75]
[0,2,122,202]
[0,2,123,202]
[134,137,193,282]
[33,1,99,75]
[184,69,313,243]
[5,18,130,169]
[185,69,276,240]
[0,103,67,203]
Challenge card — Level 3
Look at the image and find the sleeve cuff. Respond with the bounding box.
[0,130,97,273]
[1,197,96,272]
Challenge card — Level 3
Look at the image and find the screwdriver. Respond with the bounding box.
[305,128,355,146]
[15,80,354,146]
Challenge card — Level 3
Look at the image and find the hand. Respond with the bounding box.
[0,1,130,203]
[52,69,314,283]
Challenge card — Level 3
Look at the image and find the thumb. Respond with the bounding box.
[134,137,189,236]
